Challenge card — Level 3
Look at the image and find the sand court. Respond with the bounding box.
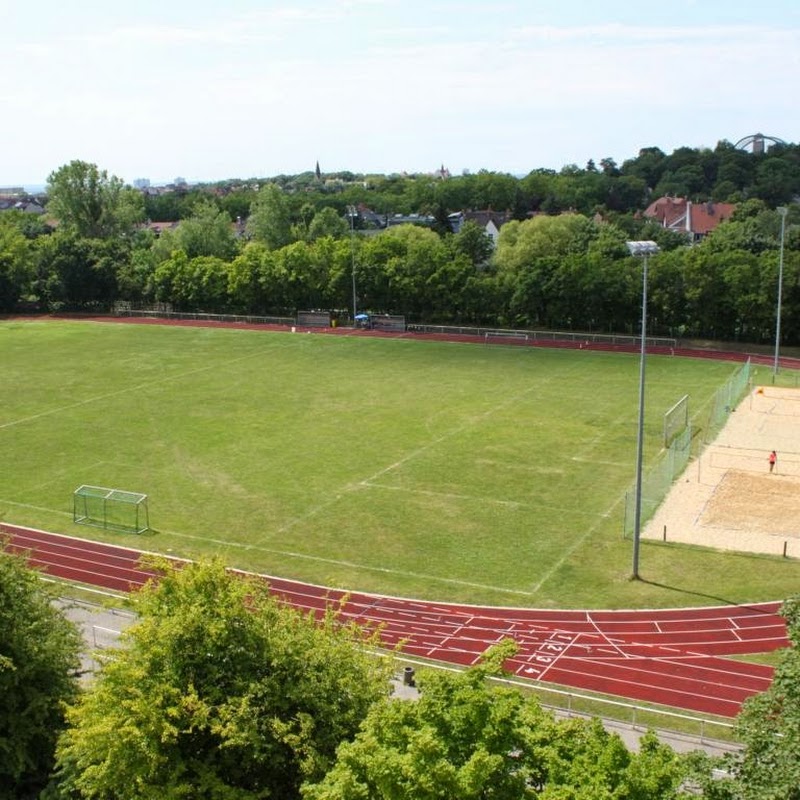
[643,386,800,559]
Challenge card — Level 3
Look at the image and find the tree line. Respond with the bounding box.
[141,139,800,222]
[0,152,798,343]
[3,548,799,799]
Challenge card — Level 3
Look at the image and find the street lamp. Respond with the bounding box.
[626,240,660,580]
[346,205,358,324]
[773,206,788,376]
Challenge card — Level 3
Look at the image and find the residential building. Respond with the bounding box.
[643,197,736,242]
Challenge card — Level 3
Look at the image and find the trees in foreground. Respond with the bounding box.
[0,549,81,799]
[6,530,797,798]
[715,596,800,799]
[50,559,392,799]
[303,641,691,800]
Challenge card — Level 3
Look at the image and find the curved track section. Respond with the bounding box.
[2,523,786,718]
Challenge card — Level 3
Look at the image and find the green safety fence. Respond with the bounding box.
[622,358,751,537]
[703,358,751,443]
[623,425,693,537]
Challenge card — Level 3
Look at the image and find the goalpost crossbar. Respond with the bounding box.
[484,330,530,345]
[73,485,149,534]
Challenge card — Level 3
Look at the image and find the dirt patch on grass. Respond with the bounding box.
[643,386,800,558]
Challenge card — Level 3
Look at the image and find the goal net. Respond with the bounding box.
[484,330,530,345]
[704,445,800,478]
[73,485,149,534]
[663,394,689,447]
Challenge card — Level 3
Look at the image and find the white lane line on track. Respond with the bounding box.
[585,614,656,659]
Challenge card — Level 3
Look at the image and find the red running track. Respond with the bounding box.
[2,523,787,718]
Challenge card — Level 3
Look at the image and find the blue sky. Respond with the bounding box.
[2,0,799,187]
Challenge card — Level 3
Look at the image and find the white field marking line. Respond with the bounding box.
[16,459,109,497]
[570,456,629,468]
[274,378,551,538]
[347,358,595,501]
[156,526,539,597]
[361,481,528,508]
[361,481,602,518]
[527,404,642,596]
[529,491,625,595]
[1,503,535,598]
[0,345,279,431]
[0,499,74,518]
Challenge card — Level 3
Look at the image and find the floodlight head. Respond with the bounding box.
[626,241,660,257]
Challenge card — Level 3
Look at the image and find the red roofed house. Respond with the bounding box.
[643,197,736,243]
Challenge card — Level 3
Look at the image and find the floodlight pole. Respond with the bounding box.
[347,205,357,324]
[626,241,660,580]
[773,206,788,376]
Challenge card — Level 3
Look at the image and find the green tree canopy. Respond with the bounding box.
[46,160,144,238]
[307,206,348,242]
[0,549,81,799]
[246,183,293,249]
[0,216,34,311]
[51,559,390,799]
[721,595,800,799]
[303,642,690,800]
[170,199,238,260]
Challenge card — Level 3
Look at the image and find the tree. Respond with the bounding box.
[0,549,81,799]
[307,207,348,242]
[494,213,599,274]
[451,220,494,268]
[303,642,691,800]
[0,217,34,310]
[721,595,800,799]
[46,160,144,238]
[31,231,123,310]
[51,559,390,799]
[171,199,238,260]
[246,183,293,249]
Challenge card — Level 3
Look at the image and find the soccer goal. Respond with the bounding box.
[484,330,530,346]
[73,485,149,534]
[663,394,689,447]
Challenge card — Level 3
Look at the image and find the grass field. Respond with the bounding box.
[3,318,800,608]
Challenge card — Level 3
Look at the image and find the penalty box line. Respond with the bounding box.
[361,481,602,519]
[275,379,547,537]
[157,527,539,598]
[0,343,286,431]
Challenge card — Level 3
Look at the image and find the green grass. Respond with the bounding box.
[3,318,800,609]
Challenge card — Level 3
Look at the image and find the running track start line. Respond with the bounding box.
[2,523,787,718]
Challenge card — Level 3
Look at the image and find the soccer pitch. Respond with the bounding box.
[3,319,800,608]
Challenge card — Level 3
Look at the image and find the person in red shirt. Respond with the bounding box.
[769,450,777,473]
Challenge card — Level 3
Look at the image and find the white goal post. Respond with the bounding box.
[663,394,689,447]
[73,485,149,534]
[484,330,530,345]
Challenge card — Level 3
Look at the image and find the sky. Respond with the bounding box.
[2,0,799,188]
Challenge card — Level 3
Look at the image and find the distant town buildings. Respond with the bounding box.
[448,210,513,246]
[643,197,736,242]
[0,191,46,215]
